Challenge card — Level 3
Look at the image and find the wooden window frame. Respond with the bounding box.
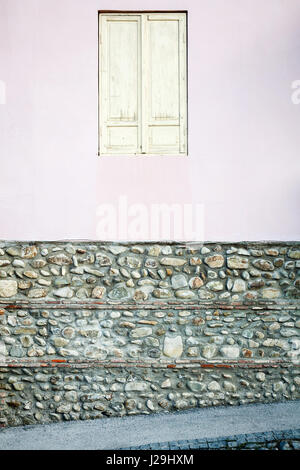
[98,11,188,157]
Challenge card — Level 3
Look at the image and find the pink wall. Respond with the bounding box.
[0,0,299,241]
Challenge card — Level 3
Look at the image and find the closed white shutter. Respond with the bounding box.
[99,12,187,156]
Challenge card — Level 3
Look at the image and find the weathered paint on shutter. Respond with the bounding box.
[99,14,142,155]
[99,12,187,156]
[144,13,187,155]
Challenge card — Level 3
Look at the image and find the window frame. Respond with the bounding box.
[98,10,188,157]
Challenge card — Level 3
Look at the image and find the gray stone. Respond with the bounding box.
[288,249,300,259]
[280,328,298,337]
[27,288,48,298]
[161,379,172,388]
[227,256,249,269]
[65,391,78,402]
[145,258,159,269]
[52,336,69,347]
[163,335,183,358]
[220,345,240,358]
[0,259,10,267]
[21,245,38,259]
[232,279,246,293]
[160,257,187,267]
[54,287,74,298]
[202,344,217,359]
[131,327,152,338]
[125,382,149,392]
[91,286,106,299]
[12,259,25,268]
[84,346,107,359]
[171,274,188,289]
[0,280,17,298]
[224,381,236,392]
[117,256,141,268]
[207,381,221,392]
[261,288,281,299]
[108,286,132,300]
[152,288,172,298]
[95,252,112,266]
[187,381,205,392]
[47,254,72,265]
[84,267,104,277]
[207,281,224,291]
[56,404,72,413]
[175,289,196,299]
[252,259,274,271]
[108,246,127,255]
[10,344,25,357]
[256,372,266,382]
[204,255,224,268]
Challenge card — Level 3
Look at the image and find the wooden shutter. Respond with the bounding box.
[99,12,187,155]
[99,14,142,155]
[143,13,187,154]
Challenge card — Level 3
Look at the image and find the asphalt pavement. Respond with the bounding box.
[0,400,299,450]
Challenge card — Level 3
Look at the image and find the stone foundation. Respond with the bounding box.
[0,241,299,427]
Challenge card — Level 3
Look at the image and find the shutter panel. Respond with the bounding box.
[144,13,187,155]
[99,15,142,155]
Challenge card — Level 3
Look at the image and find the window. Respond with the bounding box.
[98,11,187,156]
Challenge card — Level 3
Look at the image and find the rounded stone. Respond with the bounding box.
[161,379,172,388]
[288,249,300,259]
[232,279,246,293]
[204,255,224,268]
[163,335,183,358]
[124,399,136,410]
[160,257,187,267]
[252,259,274,271]
[171,274,188,289]
[187,381,204,392]
[91,286,106,299]
[220,345,240,358]
[62,327,75,339]
[27,288,48,298]
[125,382,149,392]
[0,280,17,298]
[227,256,249,269]
[52,337,69,348]
[65,391,78,403]
[175,289,196,299]
[148,348,161,358]
[202,344,217,359]
[256,372,265,382]
[207,281,224,291]
[207,381,221,392]
[20,335,33,348]
[21,246,38,259]
[47,254,72,265]
[9,344,25,357]
[152,288,172,298]
[174,399,189,410]
[189,277,204,289]
[261,288,281,299]
[108,286,132,300]
[54,287,74,298]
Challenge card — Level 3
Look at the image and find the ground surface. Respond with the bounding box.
[0,400,299,450]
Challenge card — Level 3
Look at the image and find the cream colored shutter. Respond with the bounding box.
[144,13,187,155]
[99,12,187,155]
[99,14,142,155]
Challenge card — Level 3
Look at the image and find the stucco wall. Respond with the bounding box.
[1,0,300,240]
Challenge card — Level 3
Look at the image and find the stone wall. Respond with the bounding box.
[0,241,299,427]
